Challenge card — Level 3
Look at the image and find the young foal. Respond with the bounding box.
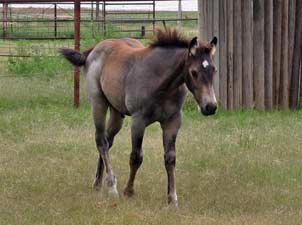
[60,29,218,206]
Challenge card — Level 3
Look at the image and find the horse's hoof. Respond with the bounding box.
[93,179,102,191]
[123,187,134,198]
[105,175,118,197]
[108,187,119,198]
[168,195,178,208]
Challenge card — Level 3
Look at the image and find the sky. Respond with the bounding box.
[10,0,197,11]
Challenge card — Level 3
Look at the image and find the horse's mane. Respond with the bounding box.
[149,28,190,48]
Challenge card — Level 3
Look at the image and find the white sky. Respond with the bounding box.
[10,0,197,11]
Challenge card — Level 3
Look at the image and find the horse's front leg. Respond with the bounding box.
[161,112,182,206]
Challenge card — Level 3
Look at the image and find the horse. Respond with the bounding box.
[60,28,218,206]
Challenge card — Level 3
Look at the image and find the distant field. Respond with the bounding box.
[1,72,302,224]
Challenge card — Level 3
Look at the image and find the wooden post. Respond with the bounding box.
[198,0,208,40]
[96,1,100,31]
[54,4,57,38]
[141,26,145,38]
[177,0,182,31]
[273,0,282,107]
[152,0,155,33]
[219,0,227,109]
[289,0,302,109]
[299,64,302,108]
[233,0,242,109]
[91,2,93,21]
[207,0,213,40]
[279,0,289,108]
[288,0,296,78]
[264,0,273,109]
[9,5,12,33]
[2,2,8,39]
[227,0,234,110]
[253,0,265,109]
[103,0,106,35]
[213,0,219,100]
[242,0,253,108]
[74,0,81,107]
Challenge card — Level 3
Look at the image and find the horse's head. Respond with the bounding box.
[185,36,218,116]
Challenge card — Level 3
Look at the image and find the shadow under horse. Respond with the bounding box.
[60,28,218,206]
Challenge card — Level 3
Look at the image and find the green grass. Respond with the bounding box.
[1,70,302,224]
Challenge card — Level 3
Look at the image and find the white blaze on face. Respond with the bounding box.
[202,60,209,68]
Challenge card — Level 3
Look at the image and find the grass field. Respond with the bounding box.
[1,67,302,224]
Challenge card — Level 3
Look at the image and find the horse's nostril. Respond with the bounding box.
[205,104,217,114]
[205,104,211,112]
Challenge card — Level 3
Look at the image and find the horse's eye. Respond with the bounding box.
[191,70,198,79]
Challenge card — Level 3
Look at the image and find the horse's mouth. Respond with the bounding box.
[201,110,216,116]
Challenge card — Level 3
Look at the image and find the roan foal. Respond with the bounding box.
[60,28,218,206]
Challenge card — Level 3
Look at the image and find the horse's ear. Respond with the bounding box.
[210,36,218,56]
[189,37,198,56]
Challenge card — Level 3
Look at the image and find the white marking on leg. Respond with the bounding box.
[107,175,119,197]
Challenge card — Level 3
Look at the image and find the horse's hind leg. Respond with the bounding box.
[90,93,118,196]
[91,92,108,191]
[100,107,124,195]
[124,114,146,197]
[106,108,124,149]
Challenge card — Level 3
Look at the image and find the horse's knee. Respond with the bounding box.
[95,131,109,153]
[164,151,176,170]
[130,150,143,168]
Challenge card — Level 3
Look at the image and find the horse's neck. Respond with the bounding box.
[156,48,188,93]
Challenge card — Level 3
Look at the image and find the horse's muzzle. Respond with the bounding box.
[201,103,217,116]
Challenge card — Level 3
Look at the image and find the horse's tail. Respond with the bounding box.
[59,46,94,67]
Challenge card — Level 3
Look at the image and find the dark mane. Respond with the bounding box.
[149,28,190,48]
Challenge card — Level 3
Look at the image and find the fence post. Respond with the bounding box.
[279,0,289,108]
[2,2,8,39]
[177,0,182,31]
[253,0,265,109]
[264,0,273,109]
[96,1,100,31]
[102,0,106,35]
[242,0,253,108]
[273,0,282,107]
[288,0,296,90]
[54,3,57,38]
[198,0,208,40]
[218,0,227,109]
[289,0,302,109]
[152,0,155,33]
[213,0,219,100]
[74,0,81,108]
[233,0,242,108]
[227,0,234,110]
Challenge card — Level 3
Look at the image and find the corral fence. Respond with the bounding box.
[199,0,302,110]
[0,0,197,40]
[0,0,198,107]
